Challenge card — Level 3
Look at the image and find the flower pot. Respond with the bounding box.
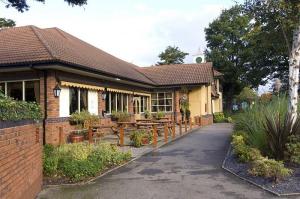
[70,134,84,143]
[141,137,149,145]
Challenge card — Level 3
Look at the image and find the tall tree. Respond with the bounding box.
[157,46,188,65]
[2,0,87,12]
[0,18,15,28]
[244,0,300,121]
[205,5,251,109]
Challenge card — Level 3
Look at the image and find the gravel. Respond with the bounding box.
[223,147,300,195]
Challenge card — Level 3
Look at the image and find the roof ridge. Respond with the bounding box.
[30,26,57,60]
[132,67,157,84]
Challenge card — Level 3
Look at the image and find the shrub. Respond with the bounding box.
[111,111,131,122]
[43,144,59,176]
[144,110,151,119]
[130,130,145,147]
[213,112,225,123]
[286,135,300,164]
[227,117,233,123]
[0,92,42,121]
[154,111,165,120]
[69,110,98,129]
[43,143,132,181]
[263,112,300,160]
[231,135,262,162]
[249,158,292,182]
[234,96,289,156]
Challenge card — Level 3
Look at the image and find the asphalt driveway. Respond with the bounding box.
[38,123,296,199]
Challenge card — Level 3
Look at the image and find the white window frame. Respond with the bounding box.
[151,92,173,113]
[106,92,129,114]
[0,79,39,101]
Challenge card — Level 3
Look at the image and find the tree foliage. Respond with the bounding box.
[236,87,257,103]
[2,0,87,12]
[0,18,15,28]
[157,46,188,65]
[205,5,250,107]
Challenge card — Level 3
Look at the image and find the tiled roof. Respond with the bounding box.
[213,69,223,77]
[138,63,214,86]
[0,26,218,86]
[0,26,154,84]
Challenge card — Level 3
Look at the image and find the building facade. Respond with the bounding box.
[0,26,223,145]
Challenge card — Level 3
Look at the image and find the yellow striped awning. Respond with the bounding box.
[107,88,133,94]
[60,81,105,91]
[134,92,151,97]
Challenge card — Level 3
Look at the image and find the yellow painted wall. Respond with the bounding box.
[189,85,213,120]
[212,79,223,113]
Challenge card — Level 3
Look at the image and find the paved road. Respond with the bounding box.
[38,124,296,199]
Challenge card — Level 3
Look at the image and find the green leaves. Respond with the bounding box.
[157,46,188,65]
[0,18,15,28]
[0,93,42,121]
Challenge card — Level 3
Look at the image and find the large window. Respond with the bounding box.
[141,96,149,113]
[105,92,128,114]
[0,80,40,103]
[151,92,173,112]
[69,87,88,114]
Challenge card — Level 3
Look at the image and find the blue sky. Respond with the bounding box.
[1,0,240,66]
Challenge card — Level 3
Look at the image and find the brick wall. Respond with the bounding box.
[0,121,43,199]
[200,114,213,126]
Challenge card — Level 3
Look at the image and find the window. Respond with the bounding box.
[0,83,5,94]
[141,96,149,113]
[0,80,40,102]
[7,82,23,100]
[105,92,129,114]
[25,81,40,103]
[69,87,88,114]
[151,92,173,112]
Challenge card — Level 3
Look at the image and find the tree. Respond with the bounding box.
[0,18,15,28]
[244,0,300,121]
[2,0,87,12]
[157,46,188,65]
[236,87,257,104]
[205,5,251,109]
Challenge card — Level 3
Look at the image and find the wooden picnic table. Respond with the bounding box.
[116,121,136,127]
[136,119,153,123]
[136,122,159,129]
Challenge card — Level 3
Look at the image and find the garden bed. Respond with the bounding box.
[223,146,300,196]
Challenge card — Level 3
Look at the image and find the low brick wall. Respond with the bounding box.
[200,114,213,126]
[0,121,43,199]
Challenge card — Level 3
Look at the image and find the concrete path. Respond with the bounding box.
[38,124,296,199]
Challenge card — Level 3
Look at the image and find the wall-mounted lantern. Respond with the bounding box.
[53,84,61,98]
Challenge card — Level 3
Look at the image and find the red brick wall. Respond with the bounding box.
[200,115,213,126]
[0,122,43,199]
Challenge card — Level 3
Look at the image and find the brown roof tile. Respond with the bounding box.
[138,63,214,86]
[213,69,223,77]
[0,26,154,84]
[0,26,216,86]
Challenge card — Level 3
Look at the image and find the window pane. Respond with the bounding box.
[105,93,110,113]
[117,93,122,112]
[166,99,172,106]
[158,99,164,106]
[151,106,157,112]
[158,93,164,99]
[166,93,172,98]
[158,106,165,112]
[123,94,127,112]
[80,89,88,111]
[151,93,157,99]
[166,106,172,112]
[70,87,79,114]
[0,83,4,94]
[7,82,23,100]
[111,93,116,112]
[151,99,157,106]
[25,81,40,103]
[141,97,144,112]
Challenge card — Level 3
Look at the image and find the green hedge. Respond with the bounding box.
[43,143,132,182]
[0,92,42,121]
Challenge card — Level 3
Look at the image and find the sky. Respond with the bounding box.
[0,0,240,66]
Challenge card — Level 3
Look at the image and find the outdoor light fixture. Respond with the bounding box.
[53,84,61,97]
[102,88,107,100]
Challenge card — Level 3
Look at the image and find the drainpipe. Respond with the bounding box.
[43,71,47,145]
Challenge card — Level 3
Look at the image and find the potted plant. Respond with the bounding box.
[144,110,151,119]
[155,111,165,120]
[69,110,98,143]
[111,111,131,122]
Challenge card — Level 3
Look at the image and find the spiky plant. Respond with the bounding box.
[264,112,300,160]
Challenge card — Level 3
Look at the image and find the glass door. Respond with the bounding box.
[133,97,141,119]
